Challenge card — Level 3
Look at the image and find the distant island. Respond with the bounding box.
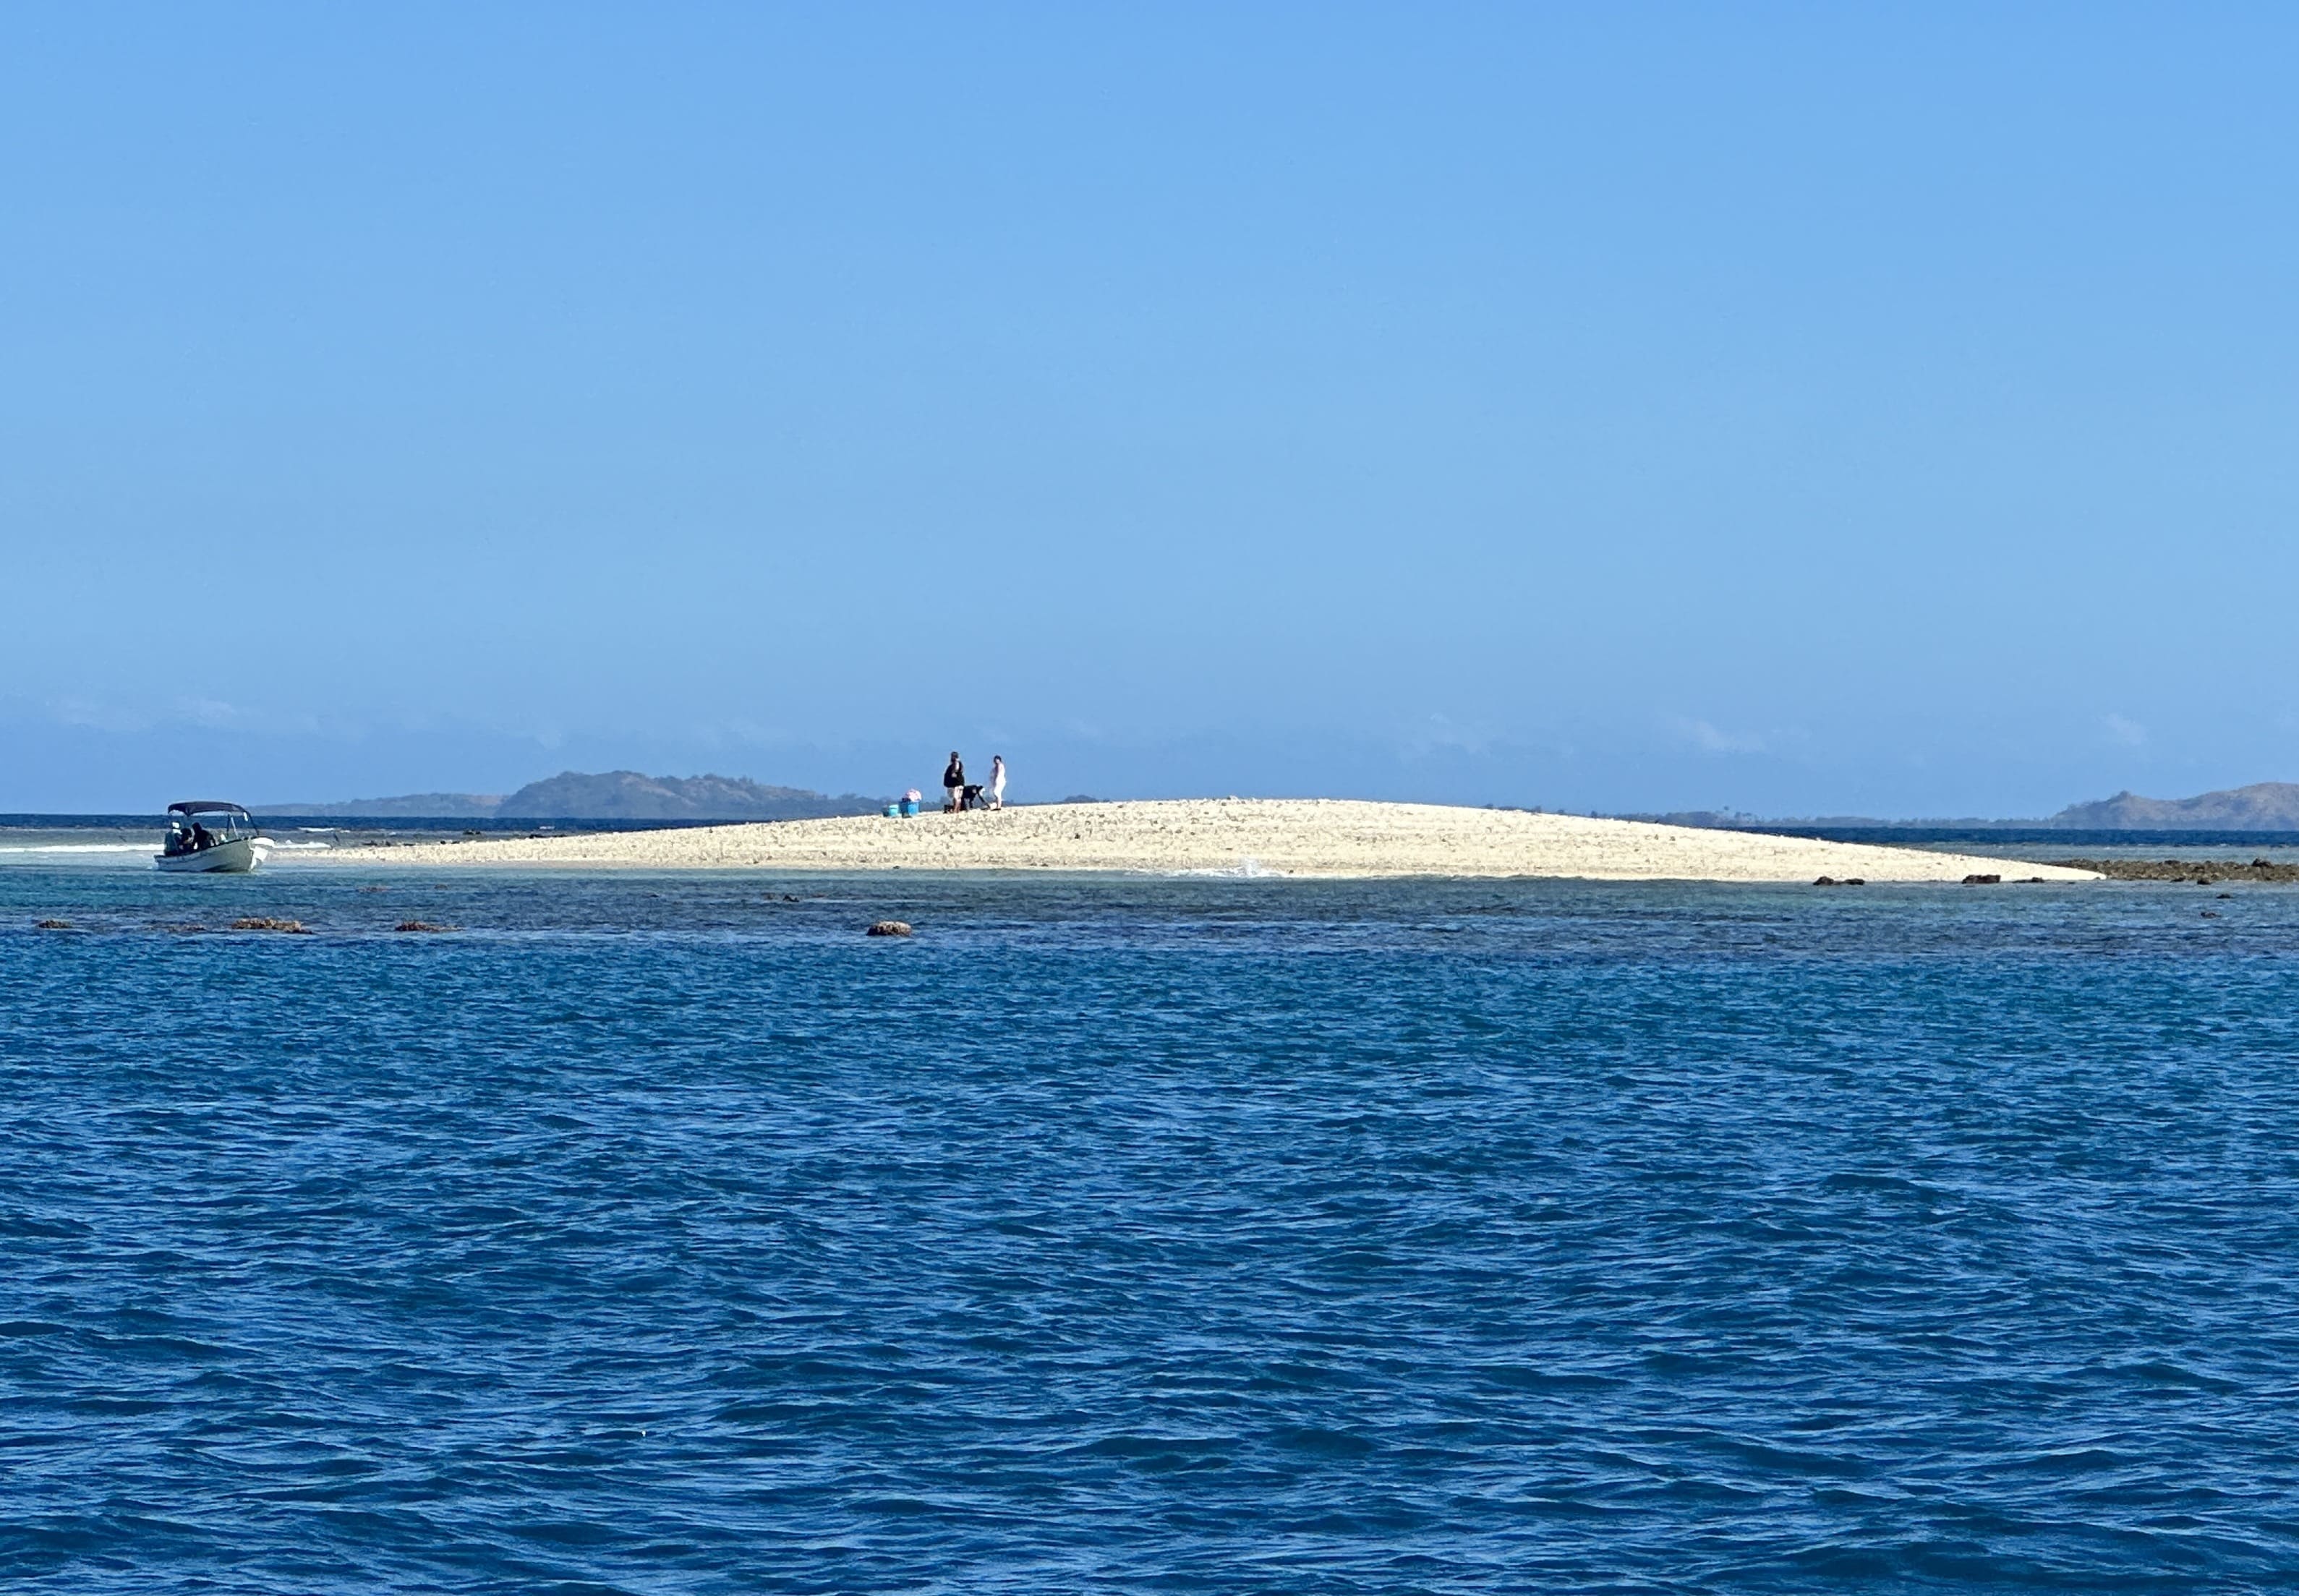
[259,770,892,822]
[1609,780,2299,832]
[2042,781,2299,830]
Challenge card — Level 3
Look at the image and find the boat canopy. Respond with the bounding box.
[167,801,253,818]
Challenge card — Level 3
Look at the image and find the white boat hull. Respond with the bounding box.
[155,837,271,874]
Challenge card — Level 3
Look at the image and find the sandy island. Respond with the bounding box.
[315,799,2097,883]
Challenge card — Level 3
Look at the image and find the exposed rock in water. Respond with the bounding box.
[35,918,71,930]
[866,921,913,937]
[1812,876,1866,887]
[231,918,310,934]
[2047,858,2299,883]
[1963,874,2002,885]
[394,921,456,933]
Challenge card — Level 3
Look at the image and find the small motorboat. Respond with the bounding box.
[155,802,273,874]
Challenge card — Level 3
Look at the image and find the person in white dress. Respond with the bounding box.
[989,756,1007,810]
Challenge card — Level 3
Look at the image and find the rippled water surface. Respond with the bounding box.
[6,866,2299,1592]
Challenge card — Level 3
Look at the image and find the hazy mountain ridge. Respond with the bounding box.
[501,771,888,819]
[255,792,508,818]
[2044,782,2299,830]
[260,770,890,820]
[1613,782,2299,831]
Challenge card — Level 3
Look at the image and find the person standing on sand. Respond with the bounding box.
[989,756,1006,810]
[943,751,965,814]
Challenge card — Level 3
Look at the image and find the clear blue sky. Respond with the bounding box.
[4,4,2293,814]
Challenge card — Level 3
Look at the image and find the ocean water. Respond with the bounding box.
[5,860,2299,1592]
[0,814,688,865]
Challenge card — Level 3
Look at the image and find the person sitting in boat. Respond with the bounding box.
[164,820,191,856]
[189,821,212,851]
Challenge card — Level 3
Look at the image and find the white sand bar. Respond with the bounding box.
[318,799,2097,883]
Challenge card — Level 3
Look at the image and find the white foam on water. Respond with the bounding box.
[1173,856,1282,879]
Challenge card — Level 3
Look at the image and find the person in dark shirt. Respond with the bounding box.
[942,753,965,813]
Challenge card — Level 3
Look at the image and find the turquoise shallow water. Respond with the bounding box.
[5,863,2299,1592]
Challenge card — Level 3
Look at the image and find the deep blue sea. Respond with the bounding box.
[7,842,2299,1591]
